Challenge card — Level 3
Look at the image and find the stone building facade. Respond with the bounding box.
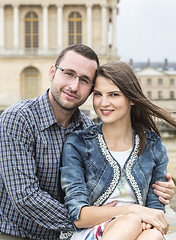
[133,60,176,180]
[0,0,119,112]
[133,60,176,112]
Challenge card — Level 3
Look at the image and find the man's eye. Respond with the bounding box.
[80,78,89,84]
[64,71,74,78]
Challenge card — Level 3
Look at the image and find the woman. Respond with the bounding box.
[61,62,176,240]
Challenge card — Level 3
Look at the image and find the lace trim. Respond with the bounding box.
[93,134,120,206]
[125,134,143,205]
[60,231,74,239]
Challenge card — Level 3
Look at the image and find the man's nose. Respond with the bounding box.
[68,77,80,91]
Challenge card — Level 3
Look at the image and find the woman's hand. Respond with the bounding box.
[142,222,152,231]
[130,205,169,235]
[153,173,175,205]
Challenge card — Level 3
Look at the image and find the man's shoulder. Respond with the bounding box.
[79,110,94,129]
[1,96,41,119]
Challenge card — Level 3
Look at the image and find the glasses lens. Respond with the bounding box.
[63,69,75,79]
[61,68,93,89]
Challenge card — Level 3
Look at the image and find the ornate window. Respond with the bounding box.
[147,78,152,86]
[147,91,152,99]
[158,78,163,86]
[170,91,175,99]
[25,12,39,48]
[68,12,82,45]
[170,78,175,86]
[158,91,163,99]
[21,67,39,99]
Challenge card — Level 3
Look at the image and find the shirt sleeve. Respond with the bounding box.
[0,111,73,231]
[145,137,169,212]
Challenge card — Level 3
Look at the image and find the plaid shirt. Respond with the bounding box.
[0,90,93,240]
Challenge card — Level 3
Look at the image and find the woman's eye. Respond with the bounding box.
[110,93,119,97]
[93,92,101,96]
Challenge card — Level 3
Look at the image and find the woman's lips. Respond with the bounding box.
[101,109,114,115]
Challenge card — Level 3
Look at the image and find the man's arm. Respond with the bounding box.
[0,111,73,231]
[153,173,175,205]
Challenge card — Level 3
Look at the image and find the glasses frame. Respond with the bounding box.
[55,65,94,89]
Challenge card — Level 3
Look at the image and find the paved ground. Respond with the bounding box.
[166,189,176,240]
[165,205,176,240]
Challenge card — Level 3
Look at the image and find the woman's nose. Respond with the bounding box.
[101,96,110,106]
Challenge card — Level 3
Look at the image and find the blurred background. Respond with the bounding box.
[0,0,175,209]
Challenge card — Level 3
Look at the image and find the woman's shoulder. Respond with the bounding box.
[66,122,103,142]
[144,129,161,142]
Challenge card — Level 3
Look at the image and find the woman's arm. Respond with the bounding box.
[145,137,169,212]
[74,204,169,234]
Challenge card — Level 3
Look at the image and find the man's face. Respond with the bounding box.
[49,51,98,112]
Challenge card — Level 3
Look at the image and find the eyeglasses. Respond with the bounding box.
[55,65,94,89]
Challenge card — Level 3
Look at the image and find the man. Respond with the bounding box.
[0,44,175,240]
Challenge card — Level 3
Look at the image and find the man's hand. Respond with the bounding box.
[103,201,117,207]
[152,173,175,205]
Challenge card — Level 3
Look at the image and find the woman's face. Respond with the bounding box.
[93,76,134,125]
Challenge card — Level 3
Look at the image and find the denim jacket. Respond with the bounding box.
[61,123,168,228]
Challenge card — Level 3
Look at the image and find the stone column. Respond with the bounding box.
[57,4,63,50]
[42,5,48,50]
[101,4,107,53]
[0,4,4,49]
[111,4,117,51]
[86,4,92,47]
[13,4,19,49]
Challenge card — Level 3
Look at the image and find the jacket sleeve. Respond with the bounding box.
[0,111,73,231]
[145,137,169,212]
[61,132,90,223]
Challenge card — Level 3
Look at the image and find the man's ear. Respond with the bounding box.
[49,64,55,82]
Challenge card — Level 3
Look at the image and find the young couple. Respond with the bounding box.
[0,44,175,240]
[61,61,176,240]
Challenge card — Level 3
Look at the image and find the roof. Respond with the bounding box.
[129,59,176,72]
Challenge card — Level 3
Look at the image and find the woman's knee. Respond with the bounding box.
[102,214,142,240]
[114,213,142,230]
[145,228,163,240]
[125,213,141,224]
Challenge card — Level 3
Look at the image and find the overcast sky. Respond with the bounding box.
[117,0,176,62]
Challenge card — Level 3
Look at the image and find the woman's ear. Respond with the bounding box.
[130,101,135,106]
[49,64,55,82]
